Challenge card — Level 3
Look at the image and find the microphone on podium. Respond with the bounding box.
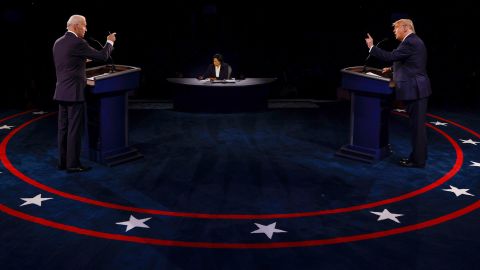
[363,38,388,72]
[87,36,116,73]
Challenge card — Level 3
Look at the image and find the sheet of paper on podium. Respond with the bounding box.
[366,72,382,77]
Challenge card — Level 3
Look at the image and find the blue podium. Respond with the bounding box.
[84,64,143,166]
[336,66,394,163]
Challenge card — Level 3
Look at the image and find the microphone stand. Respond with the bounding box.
[87,37,116,73]
[363,38,388,72]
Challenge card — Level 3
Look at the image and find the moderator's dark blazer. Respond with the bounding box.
[370,33,432,101]
[202,63,228,80]
[53,32,113,102]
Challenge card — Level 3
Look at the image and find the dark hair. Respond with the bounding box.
[213,53,223,63]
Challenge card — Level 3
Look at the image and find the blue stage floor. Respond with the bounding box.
[1,102,479,269]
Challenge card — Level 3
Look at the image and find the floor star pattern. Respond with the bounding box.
[469,161,480,167]
[251,222,287,239]
[370,209,404,223]
[442,185,474,197]
[32,111,48,115]
[1,109,480,249]
[116,215,152,232]
[0,125,14,130]
[460,139,480,145]
[430,121,448,126]
[20,194,53,207]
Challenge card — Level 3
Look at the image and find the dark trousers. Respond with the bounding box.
[405,97,428,164]
[58,102,85,168]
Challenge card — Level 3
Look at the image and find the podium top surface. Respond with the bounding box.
[341,66,391,82]
[86,65,141,85]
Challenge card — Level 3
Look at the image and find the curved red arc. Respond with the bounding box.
[0,113,464,219]
[1,200,480,248]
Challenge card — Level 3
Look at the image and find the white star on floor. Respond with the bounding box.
[470,161,480,167]
[370,209,403,223]
[442,185,474,197]
[33,111,48,115]
[429,121,448,126]
[251,222,287,239]
[116,215,152,232]
[392,108,406,112]
[0,125,14,130]
[460,139,480,145]
[20,194,53,207]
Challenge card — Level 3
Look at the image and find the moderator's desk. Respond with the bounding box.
[167,78,277,112]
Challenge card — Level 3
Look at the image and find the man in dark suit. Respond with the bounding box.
[365,19,432,168]
[53,15,116,173]
[199,53,229,80]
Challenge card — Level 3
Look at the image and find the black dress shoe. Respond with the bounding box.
[399,159,425,168]
[66,166,91,173]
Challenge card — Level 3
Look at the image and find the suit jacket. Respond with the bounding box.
[370,33,431,100]
[202,63,228,80]
[53,32,113,102]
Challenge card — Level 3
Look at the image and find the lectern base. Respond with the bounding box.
[336,144,392,163]
[85,147,143,167]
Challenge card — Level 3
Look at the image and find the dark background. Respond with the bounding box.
[1,0,478,109]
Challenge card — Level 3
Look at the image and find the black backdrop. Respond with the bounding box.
[2,0,478,109]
